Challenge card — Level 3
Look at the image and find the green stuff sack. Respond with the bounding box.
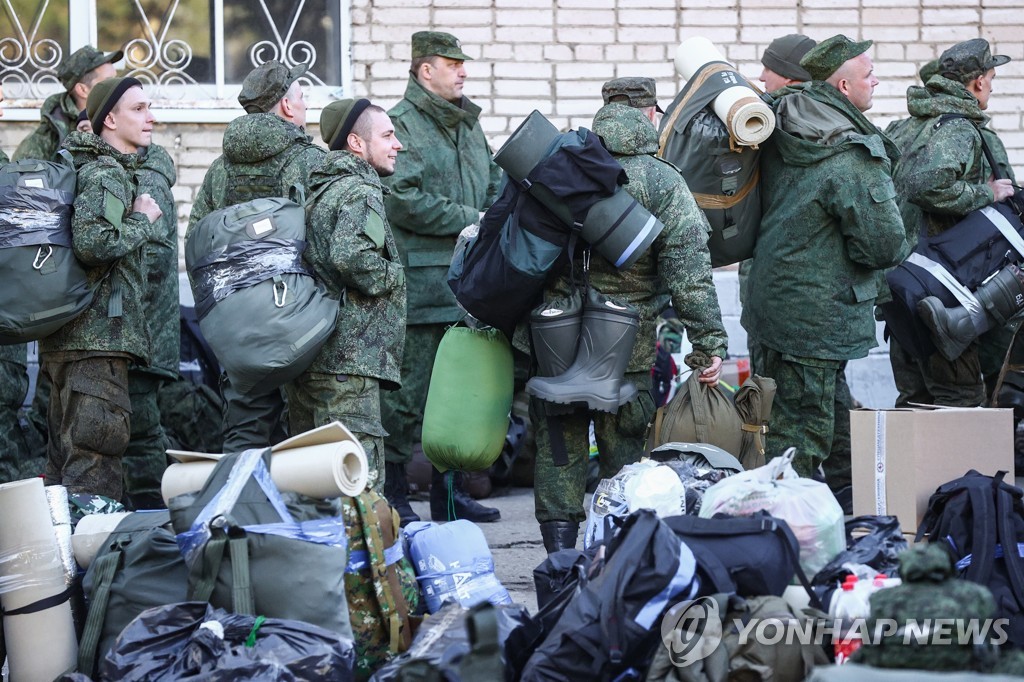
[422,325,514,472]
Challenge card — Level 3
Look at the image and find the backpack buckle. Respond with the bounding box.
[760,517,777,532]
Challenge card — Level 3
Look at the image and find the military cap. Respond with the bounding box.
[411,31,472,61]
[237,60,308,113]
[919,58,940,84]
[761,34,817,82]
[602,77,664,113]
[86,76,142,135]
[57,45,123,90]
[321,98,372,151]
[938,39,1010,84]
[799,34,873,82]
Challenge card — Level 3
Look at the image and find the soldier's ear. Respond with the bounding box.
[346,132,364,153]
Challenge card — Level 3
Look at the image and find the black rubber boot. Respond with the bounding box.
[539,520,580,554]
[430,467,501,523]
[384,461,420,527]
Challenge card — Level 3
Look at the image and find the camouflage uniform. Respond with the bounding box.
[535,102,729,525]
[742,81,908,478]
[286,150,407,493]
[12,91,77,163]
[186,112,325,452]
[889,74,1002,407]
[123,144,179,506]
[380,75,501,465]
[41,130,154,500]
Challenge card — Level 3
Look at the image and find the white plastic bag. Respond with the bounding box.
[583,461,685,549]
[698,449,844,578]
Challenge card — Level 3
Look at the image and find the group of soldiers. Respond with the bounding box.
[0,28,1016,552]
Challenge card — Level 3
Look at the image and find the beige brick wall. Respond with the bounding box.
[1,0,1022,265]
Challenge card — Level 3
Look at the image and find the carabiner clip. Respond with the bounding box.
[33,245,53,270]
[273,280,287,308]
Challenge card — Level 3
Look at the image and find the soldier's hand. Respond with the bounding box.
[989,178,1015,202]
[697,355,723,385]
[133,193,163,223]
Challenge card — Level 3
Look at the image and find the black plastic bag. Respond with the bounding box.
[812,515,908,587]
[100,601,355,681]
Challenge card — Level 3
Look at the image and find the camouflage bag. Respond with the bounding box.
[342,489,421,680]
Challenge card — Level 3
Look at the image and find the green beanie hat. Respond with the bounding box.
[320,98,372,151]
[86,76,142,135]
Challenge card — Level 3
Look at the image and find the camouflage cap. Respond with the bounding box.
[919,58,940,84]
[762,34,816,82]
[799,34,873,82]
[411,31,472,61]
[938,39,1010,84]
[237,60,308,113]
[601,77,664,113]
[57,45,123,90]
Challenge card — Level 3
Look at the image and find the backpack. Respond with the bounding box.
[185,194,340,397]
[0,152,95,343]
[915,469,1024,647]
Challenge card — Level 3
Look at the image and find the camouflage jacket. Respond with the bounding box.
[742,82,908,361]
[304,151,406,387]
[186,113,325,237]
[545,103,728,374]
[13,91,76,162]
[891,76,1001,242]
[383,76,501,325]
[40,131,153,362]
[134,144,180,378]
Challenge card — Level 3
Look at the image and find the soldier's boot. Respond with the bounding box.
[919,264,1024,361]
[430,467,501,523]
[384,461,420,527]
[539,520,579,554]
[526,287,640,413]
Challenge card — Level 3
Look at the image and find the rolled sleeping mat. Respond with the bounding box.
[72,511,133,569]
[493,110,561,182]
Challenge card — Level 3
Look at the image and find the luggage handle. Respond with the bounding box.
[76,549,122,676]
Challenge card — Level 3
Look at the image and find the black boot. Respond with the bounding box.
[430,467,501,523]
[539,520,579,554]
[384,461,420,527]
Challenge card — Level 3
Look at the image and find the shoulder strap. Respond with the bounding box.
[687,371,713,443]
[76,549,122,676]
[935,113,1003,181]
[993,472,1024,608]
[657,62,735,157]
[357,492,413,654]
[964,479,997,585]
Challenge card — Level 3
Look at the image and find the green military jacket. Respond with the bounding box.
[13,91,76,162]
[40,131,153,362]
[546,103,728,375]
[134,144,180,379]
[304,151,406,387]
[383,76,501,325]
[186,113,325,237]
[891,76,1002,242]
[742,82,908,361]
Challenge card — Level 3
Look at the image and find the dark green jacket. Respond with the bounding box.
[383,76,501,325]
[547,103,728,374]
[304,151,406,387]
[40,131,153,362]
[13,91,76,162]
[743,82,908,361]
[891,76,1001,242]
[134,144,180,379]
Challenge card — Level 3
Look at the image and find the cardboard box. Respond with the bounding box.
[851,406,1014,534]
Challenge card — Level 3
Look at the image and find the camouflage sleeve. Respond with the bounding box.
[828,150,909,270]
[318,187,403,298]
[903,120,994,217]
[12,125,58,162]
[282,144,327,198]
[72,160,152,266]
[185,161,223,239]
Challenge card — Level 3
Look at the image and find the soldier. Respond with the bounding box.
[758,34,816,94]
[186,60,325,453]
[286,99,406,494]
[41,77,162,500]
[14,45,121,162]
[534,78,727,553]
[381,31,502,524]
[742,36,908,484]
[887,40,1016,408]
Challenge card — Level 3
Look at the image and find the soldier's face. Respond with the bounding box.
[834,53,878,112]
[360,109,403,177]
[971,68,996,110]
[759,67,796,93]
[107,86,155,153]
[282,81,308,128]
[423,57,466,103]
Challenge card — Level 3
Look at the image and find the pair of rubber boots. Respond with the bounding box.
[918,263,1024,361]
[383,461,500,526]
[526,287,640,414]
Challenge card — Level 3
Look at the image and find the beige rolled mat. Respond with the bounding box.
[162,420,369,504]
[0,478,78,681]
[71,511,132,569]
[673,36,775,146]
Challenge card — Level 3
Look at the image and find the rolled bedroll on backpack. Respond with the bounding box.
[185,196,339,397]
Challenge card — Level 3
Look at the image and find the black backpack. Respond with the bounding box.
[916,470,1024,647]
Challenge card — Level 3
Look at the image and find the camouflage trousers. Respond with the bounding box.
[123,371,170,506]
[890,337,985,408]
[43,354,131,500]
[533,371,655,524]
[286,372,385,493]
[749,341,851,487]
[221,376,288,454]
[0,344,35,483]
[381,323,447,465]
